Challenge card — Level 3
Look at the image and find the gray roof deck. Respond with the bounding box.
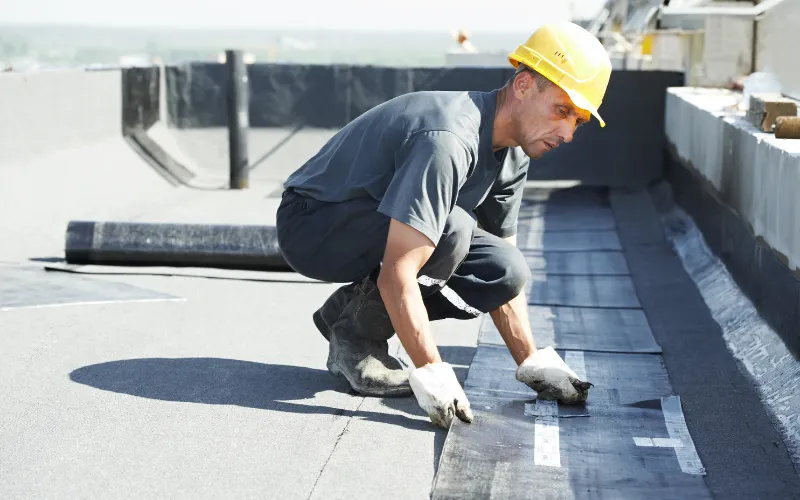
[1,128,799,499]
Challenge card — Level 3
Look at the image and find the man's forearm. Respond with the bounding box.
[490,290,537,365]
[377,268,442,368]
[492,233,537,365]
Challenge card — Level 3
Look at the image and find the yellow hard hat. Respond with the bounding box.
[509,22,612,127]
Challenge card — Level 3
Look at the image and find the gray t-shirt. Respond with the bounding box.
[284,89,530,245]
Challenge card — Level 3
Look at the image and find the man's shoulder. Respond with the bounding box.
[400,91,487,146]
[401,90,486,118]
[389,89,476,105]
[373,90,485,122]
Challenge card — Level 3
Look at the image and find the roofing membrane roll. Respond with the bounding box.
[65,221,291,271]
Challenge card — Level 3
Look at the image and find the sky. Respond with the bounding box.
[2,0,605,32]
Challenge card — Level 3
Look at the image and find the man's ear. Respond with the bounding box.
[513,71,533,98]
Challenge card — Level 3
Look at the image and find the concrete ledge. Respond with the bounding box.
[665,87,800,272]
[664,87,800,355]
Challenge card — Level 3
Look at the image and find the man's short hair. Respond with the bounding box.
[508,64,554,92]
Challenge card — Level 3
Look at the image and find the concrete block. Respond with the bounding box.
[747,93,798,132]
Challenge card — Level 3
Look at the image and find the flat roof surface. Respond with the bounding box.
[1,129,799,498]
[0,133,479,499]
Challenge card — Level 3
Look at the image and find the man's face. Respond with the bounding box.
[511,73,591,159]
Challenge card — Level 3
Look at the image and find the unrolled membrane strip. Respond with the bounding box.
[519,229,622,252]
[522,251,630,276]
[527,273,641,309]
[432,344,711,500]
[478,306,661,354]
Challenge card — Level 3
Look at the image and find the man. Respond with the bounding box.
[276,22,612,429]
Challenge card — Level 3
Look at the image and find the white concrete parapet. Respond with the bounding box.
[665,87,800,271]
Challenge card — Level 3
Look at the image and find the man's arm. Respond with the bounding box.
[376,218,440,368]
[489,234,538,365]
[378,218,473,429]
[475,150,534,364]
[492,234,593,404]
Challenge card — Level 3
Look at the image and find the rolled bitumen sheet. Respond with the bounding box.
[65,221,291,271]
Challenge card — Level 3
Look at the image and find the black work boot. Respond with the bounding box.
[326,275,411,396]
[314,279,404,370]
[312,283,359,341]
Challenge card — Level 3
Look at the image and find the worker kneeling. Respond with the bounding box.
[277,22,612,429]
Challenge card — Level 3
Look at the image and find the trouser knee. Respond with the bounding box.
[419,207,475,283]
[484,245,531,311]
[503,248,531,300]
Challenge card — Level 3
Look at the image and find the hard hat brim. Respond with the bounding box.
[563,87,606,128]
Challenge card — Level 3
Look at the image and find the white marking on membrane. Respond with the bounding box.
[417,275,481,317]
[527,350,588,468]
[528,350,579,468]
[633,437,684,448]
[661,396,707,475]
[533,400,561,467]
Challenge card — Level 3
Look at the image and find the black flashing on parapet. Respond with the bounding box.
[664,147,800,357]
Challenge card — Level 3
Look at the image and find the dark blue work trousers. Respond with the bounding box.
[276,189,530,320]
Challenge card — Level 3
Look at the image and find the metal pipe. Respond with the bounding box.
[226,49,249,189]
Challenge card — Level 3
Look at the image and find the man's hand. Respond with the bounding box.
[516,347,593,403]
[409,362,474,429]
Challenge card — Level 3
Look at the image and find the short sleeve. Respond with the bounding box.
[377,131,473,245]
[475,147,530,238]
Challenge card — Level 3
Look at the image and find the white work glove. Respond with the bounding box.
[409,362,474,429]
[516,347,593,404]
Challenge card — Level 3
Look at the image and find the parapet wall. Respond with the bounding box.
[0,63,681,190]
[664,87,800,354]
[666,87,800,272]
[164,63,683,187]
[122,67,160,133]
